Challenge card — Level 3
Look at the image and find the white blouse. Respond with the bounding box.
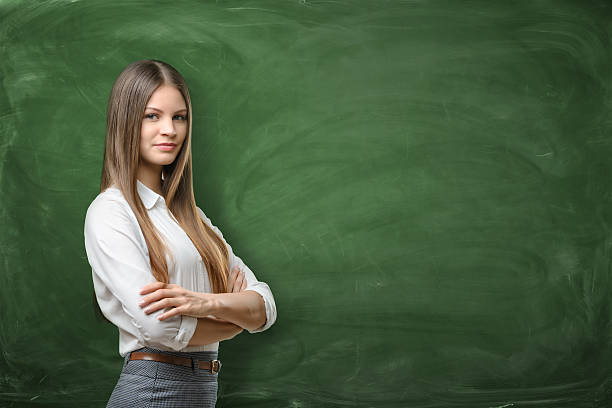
[84,179,277,357]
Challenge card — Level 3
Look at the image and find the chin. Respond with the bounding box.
[158,158,177,166]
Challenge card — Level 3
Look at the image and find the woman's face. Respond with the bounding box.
[139,84,188,171]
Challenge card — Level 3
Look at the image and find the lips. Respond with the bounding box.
[155,143,177,152]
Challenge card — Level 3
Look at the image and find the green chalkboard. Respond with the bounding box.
[2,0,612,406]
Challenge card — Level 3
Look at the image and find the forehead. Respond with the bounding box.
[146,85,186,110]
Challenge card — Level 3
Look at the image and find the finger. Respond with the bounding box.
[227,266,239,291]
[231,270,241,292]
[158,305,188,321]
[140,281,166,295]
[240,276,247,291]
[143,297,183,315]
[139,288,180,308]
[233,271,244,293]
[227,267,236,284]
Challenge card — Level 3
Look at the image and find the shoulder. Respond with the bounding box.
[195,205,213,225]
[195,205,206,219]
[195,205,225,239]
[85,186,135,230]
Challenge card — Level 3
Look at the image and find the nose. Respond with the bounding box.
[161,117,177,136]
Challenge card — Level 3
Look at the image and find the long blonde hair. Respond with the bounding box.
[93,59,229,322]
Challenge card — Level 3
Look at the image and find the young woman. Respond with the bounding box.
[84,59,277,407]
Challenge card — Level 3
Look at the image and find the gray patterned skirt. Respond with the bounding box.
[106,346,219,408]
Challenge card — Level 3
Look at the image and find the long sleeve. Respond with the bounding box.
[84,197,197,350]
[196,206,277,333]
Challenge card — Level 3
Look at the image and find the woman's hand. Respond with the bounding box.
[138,265,247,321]
[138,282,215,321]
[228,265,247,293]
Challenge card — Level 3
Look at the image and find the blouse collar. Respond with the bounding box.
[137,179,163,210]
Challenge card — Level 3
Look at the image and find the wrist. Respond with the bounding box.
[206,293,224,316]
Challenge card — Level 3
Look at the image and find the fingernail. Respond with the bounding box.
[138,300,145,306]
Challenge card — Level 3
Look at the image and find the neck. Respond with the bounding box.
[137,164,163,196]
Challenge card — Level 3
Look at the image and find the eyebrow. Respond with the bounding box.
[145,106,187,113]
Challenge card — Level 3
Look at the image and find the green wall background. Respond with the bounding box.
[2,0,612,406]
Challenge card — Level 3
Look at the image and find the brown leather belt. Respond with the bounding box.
[129,351,222,374]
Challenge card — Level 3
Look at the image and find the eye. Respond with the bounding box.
[173,114,187,121]
[144,113,158,119]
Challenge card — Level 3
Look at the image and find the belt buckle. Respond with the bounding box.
[210,359,222,374]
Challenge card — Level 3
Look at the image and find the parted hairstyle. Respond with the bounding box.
[92,59,230,323]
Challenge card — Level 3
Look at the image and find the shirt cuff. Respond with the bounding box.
[244,287,276,334]
[174,315,198,349]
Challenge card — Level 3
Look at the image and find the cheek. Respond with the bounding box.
[177,127,188,144]
[140,124,156,144]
